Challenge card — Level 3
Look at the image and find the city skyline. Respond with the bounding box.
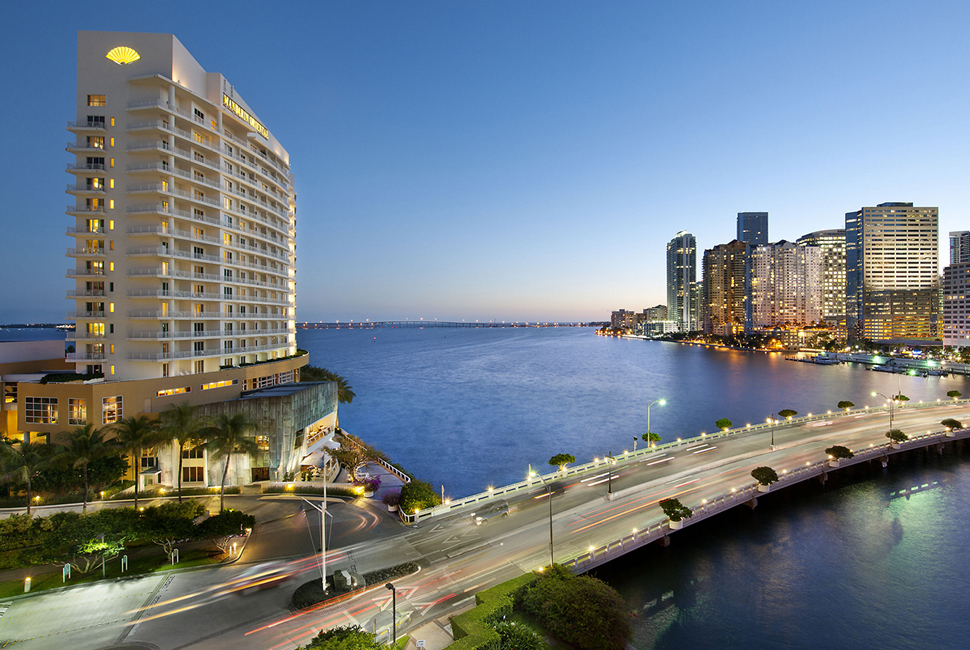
[3,1,970,323]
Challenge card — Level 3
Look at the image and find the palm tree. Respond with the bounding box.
[0,440,54,515]
[111,415,161,510]
[300,366,356,404]
[205,413,260,511]
[159,403,207,503]
[56,424,109,512]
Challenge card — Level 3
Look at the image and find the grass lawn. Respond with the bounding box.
[0,548,222,598]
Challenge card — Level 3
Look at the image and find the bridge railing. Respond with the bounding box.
[400,399,970,523]
[560,427,967,572]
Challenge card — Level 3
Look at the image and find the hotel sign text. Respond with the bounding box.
[223,94,269,139]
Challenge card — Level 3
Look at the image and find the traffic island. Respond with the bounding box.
[291,562,419,610]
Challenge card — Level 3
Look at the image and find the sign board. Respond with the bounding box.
[416,642,425,648]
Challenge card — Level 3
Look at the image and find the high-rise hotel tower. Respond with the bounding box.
[666,231,698,332]
[66,31,297,379]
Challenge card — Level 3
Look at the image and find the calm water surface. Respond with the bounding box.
[297,327,970,497]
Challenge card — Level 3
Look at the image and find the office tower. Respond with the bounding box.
[950,231,970,264]
[666,231,697,332]
[737,212,768,247]
[66,31,297,380]
[702,240,749,336]
[797,229,846,322]
[846,202,939,340]
[942,263,970,346]
[750,241,822,328]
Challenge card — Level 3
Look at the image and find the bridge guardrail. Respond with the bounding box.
[560,427,968,572]
[401,399,970,523]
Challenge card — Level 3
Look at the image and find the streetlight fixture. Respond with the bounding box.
[385,582,397,645]
[872,391,896,431]
[647,398,666,446]
[529,467,555,567]
[767,416,775,450]
[606,451,616,499]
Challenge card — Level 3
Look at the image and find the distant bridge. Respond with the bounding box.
[297,321,600,330]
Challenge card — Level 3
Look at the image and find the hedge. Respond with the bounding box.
[446,572,537,650]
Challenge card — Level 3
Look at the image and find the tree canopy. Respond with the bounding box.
[825,445,854,460]
[837,400,855,411]
[750,466,779,486]
[548,453,576,471]
[715,418,732,431]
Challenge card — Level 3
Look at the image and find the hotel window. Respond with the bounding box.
[194,108,204,121]
[255,435,269,451]
[24,397,57,424]
[3,383,16,404]
[194,360,204,373]
[87,95,106,107]
[141,447,158,469]
[156,387,190,397]
[102,395,122,424]
[110,117,115,127]
[87,136,105,149]
[86,156,104,169]
[68,398,87,425]
[194,341,204,353]
[86,115,105,127]
[182,444,205,459]
[182,466,204,482]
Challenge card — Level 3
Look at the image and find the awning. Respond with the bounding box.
[139,467,162,475]
[300,451,330,468]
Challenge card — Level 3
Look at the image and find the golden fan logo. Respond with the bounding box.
[106,46,140,65]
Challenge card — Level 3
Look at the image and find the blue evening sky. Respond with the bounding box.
[2,1,968,323]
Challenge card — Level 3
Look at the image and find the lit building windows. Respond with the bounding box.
[102,395,122,424]
[25,397,58,424]
[87,95,106,107]
[68,398,87,425]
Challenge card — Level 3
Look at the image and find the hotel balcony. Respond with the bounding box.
[127,342,289,362]
[66,268,105,278]
[66,204,106,216]
[67,353,105,361]
[67,289,106,298]
[66,141,107,153]
[67,226,106,236]
[66,332,106,341]
[66,247,106,257]
[68,311,105,318]
[67,120,107,132]
[127,327,294,341]
[66,163,107,173]
[66,184,106,195]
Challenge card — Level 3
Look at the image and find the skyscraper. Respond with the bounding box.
[666,231,698,332]
[797,229,846,323]
[67,31,298,380]
[949,231,970,264]
[846,202,939,340]
[750,241,822,328]
[702,240,749,336]
[942,263,970,346]
[737,212,768,247]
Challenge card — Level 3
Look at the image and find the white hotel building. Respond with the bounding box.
[2,32,339,489]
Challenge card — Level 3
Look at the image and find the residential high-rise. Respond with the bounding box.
[702,240,749,336]
[942,263,970,346]
[750,241,822,328]
[666,231,698,332]
[737,212,768,247]
[66,31,297,380]
[846,202,939,340]
[949,231,970,264]
[796,229,846,323]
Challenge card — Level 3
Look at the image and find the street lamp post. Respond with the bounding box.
[529,467,555,567]
[768,416,775,450]
[872,391,895,431]
[385,582,397,645]
[607,451,615,498]
[647,398,667,445]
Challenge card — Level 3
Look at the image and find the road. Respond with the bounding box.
[3,402,968,649]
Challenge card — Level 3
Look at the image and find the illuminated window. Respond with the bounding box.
[109,158,114,168]
[68,398,87,425]
[109,179,114,189]
[110,117,115,127]
[109,220,114,230]
[109,137,114,147]
[24,397,57,424]
[110,365,115,375]
[201,379,238,390]
[102,395,122,424]
[182,444,205,459]
[109,262,114,271]
[141,447,158,469]
[87,95,106,107]
[255,435,269,451]
[156,386,191,397]
[109,344,114,354]
[109,199,114,209]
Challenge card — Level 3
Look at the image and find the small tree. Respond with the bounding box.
[0,440,54,515]
[548,453,576,472]
[199,508,255,555]
[941,418,963,431]
[886,429,909,444]
[825,445,854,460]
[159,403,207,503]
[750,466,779,486]
[642,432,662,444]
[298,625,381,650]
[777,409,798,419]
[947,390,962,400]
[837,400,855,412]
[398,478,441,514]
[715,418,733,431]
[56,424,111,512]
[111,415,163,511]
[137,501,204,563]
[204,413,260,511]
[658,497,693,522]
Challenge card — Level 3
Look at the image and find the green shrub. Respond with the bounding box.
[292,579,329,610]
[492,621,544,650]
[750,466,779,486]
[658,497,693,522]
[518,565,631,650]
[942,418,963,430]
[361,561,418,586]
[399,479,441,514]
[448,573,537,650]
[825,445,854,460]
[886,429,909,443]
[298,624,381,650]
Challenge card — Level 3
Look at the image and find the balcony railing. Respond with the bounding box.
[67,353,105,361]
[66,141,106,151]
[66,184,106,193]
[66,247,106,257]
[66,163,106,172]
[67,290,106,297]
[66,226,106,235]
[67,311,105,318]
[66,204,106,214]
[67,120,106,130]
[66,268,105,277]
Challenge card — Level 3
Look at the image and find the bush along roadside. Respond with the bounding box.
[291,561,421,610]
